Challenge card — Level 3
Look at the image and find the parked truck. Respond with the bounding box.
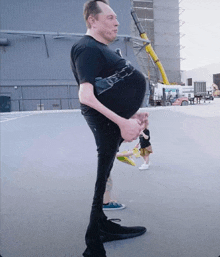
[182,81,213,103]
[150,83,189,106]
[149,81,214,106]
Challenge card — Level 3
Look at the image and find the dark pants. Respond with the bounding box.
[83,111,123,255]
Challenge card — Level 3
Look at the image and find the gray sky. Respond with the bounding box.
[180,0,220,70]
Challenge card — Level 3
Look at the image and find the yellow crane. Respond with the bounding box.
[131,9,170,85]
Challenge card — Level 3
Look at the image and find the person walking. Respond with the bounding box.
[115,121,153,170]
[138,122,153,170]
[70,1,148,256]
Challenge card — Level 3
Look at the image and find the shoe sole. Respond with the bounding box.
[103,206,126,211]
[100,227,147,242]
[103,204,126,211]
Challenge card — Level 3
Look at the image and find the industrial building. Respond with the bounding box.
[0,0,181,112]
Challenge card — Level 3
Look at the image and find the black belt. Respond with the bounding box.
[95,62,134,95]
[113,62,134,80]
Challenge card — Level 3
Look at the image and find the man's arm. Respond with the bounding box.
[79,82,142,142]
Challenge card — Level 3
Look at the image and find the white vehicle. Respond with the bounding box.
[182,81,213,101]
[150,83,188,106]
[151,81,213,106]
[153,83,183,100]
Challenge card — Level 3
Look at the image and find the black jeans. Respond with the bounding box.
[83,111,123,255]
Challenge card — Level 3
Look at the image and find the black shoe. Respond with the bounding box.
[83,248,106,257]
[83,240,106,257]
[99,219,147,243]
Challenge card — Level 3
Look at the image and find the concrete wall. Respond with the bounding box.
[154,0,181,84]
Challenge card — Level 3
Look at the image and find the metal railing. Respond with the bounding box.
[9,97,79,112]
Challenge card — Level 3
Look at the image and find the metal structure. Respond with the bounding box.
[131,8,170,85]
[131,0,181,84]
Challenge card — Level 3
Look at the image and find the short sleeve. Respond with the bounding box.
[75,47,105,85]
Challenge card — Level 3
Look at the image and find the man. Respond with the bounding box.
[71,1,148,256]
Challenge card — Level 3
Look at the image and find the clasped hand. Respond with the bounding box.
[119,112,149,142]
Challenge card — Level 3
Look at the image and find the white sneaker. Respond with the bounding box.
[139,163,149,170]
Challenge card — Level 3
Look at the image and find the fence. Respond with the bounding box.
[1,82,150,112]
[9,97,80,112]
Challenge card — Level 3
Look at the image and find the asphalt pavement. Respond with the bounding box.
[1,99,220,257]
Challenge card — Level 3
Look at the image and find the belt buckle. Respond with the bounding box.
[119,70,128,78]
[106,77,114,86]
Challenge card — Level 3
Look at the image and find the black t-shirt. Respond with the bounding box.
[139,129,151,148]
[70,35,146,119]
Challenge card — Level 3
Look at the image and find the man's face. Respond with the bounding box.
[92,2,119,44]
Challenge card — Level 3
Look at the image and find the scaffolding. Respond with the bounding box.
[131,0,181,84]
